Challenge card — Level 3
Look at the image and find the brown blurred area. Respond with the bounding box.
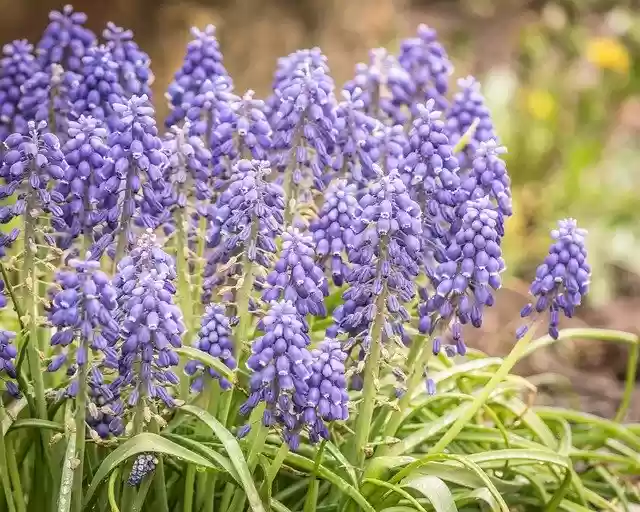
[0,0,534,121]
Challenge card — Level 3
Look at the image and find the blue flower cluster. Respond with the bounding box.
[0,279,18,397]
[185,304,236,391]
[47,257,119,398]
[519,219,591,340]
[127,453,158,486]
[113,231,184,407]
[0,40,37,139]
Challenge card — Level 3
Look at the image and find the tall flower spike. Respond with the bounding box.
[98,94,168,259]
[239,301,312,450]
[0,279,18,397]
[112,231,184,408]
[310,179,358,286]
[69,45,126,131]
[103,22,153,98]
[46,257,119,399]
[519,219,590,340]
[344,48,415,126]
[166,25,232,129]
[302,339,349,443]
[127,454,158,486]
[203,159,284,302]
[0,120,66,226]
[262,228,328,318]
[56,116,110,253]
[210,90,272,181]
[398,24,452,113]
[36,4,96,74]
[0,40,38,139]
[271,54,337,219]
[446,76,497,161]
[419,197,505,356]
[185,304,236,392]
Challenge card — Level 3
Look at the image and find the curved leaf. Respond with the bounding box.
[175,346,236,383]
[162,433,238,482]
[270,499,294,512]
[1,397,27,434]
[324,440,358,487]
[83,433,216,507]
[8,418,64,434]
[57,430,76,512]
[180,404,265,512]
[453,488,501,512]
[401,475,457,512]
[363,478,428,512]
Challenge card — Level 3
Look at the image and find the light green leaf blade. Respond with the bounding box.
[175,346,236,383]
[401,475,457,512]
[57,430,76,512]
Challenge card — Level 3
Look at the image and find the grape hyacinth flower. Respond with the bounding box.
[419,197,505,356]
[0,120,66,226]
[519,219,591,340]
[210,90,272,180]
[0,40,37,139]
[271,52,337,214]
[302,339,349,443]
[87,387,125,438]
[310,179,358,286]
[344,48,415,126]
[166,25,232,129]
[203,159,284,303]
[98,94,168,259]
[398,24,452,113]
[36,4,96,74]
[113,231,184,408]
[262,228,328,318]
[127,453,158,486]
[446,76,497,159]
[46,257,119,398]
[56,116,110,252]
[239,301,312,450]
[0,279,18,397]
[185,304,236,392]
[103,22,153,98]
[69,45,126,131]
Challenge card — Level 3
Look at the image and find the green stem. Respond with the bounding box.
[200,382,220,512]
[183,466,196,512]
[303,441,326,512]
[282,125,303,228]
[112,166,135,273]
[192,215,208,316]
[265,442,288,488]
[175,207,193,399]
[615,337,638,423]
[108,468,120,512]
[0,402,16,512]
[72,351,90,512]
[121,398,146,510]
[4,436,25,512]
[148,411,169,512]
[427,322,541,455]
[352,286,388,468]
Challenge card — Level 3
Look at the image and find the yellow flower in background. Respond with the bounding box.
[586,37,630,74]
[524,89,555,121]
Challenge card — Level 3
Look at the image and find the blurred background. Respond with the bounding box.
[2,0,640,416]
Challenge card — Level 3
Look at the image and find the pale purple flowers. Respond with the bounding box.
[185,304,236,391]
[0,279,18,397]
[240,301,312,450]
[519,219,591,340]
[113,232,184,407]
[47,257,119,398]
[0,40,37,138]
[262,228,328,318]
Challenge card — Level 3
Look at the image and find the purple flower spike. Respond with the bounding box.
[166,25,232,129]
[87,386,125,438]
[344,48,415,126]
[262,228,328,318]
[36,5,96,74]
[56,116,110,253]
[271,50,337,200]
[0,279,18,397]
[202,159,284,303]
[446,76,497,160]
[186,303,236,391]
[302,339,349,443]
[113,231,184,408]
[69,45,126,131]
[0,120,66,225]
[419,197,505,356]
[103,22,153,98]
[240,301,312,450]
[0,40,38,139]
[398,24,452,113]
[310,179,358,286]
[98,94,168,255]
[47,256,119,398]
[520,219,590,340]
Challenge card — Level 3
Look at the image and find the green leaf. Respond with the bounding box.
[180,404,266,512]
[453,488,501,511]
[324,440,358,486]
[162,433,238,482]
[174,346,236,383]
[270,499,294,512]
[467,449,572,470]
[1,397,27,434]
[57,430,76,512]
[401,475,457,512]
[8,418,64,434]
[363,478,428,512]
[83,433,216,507]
